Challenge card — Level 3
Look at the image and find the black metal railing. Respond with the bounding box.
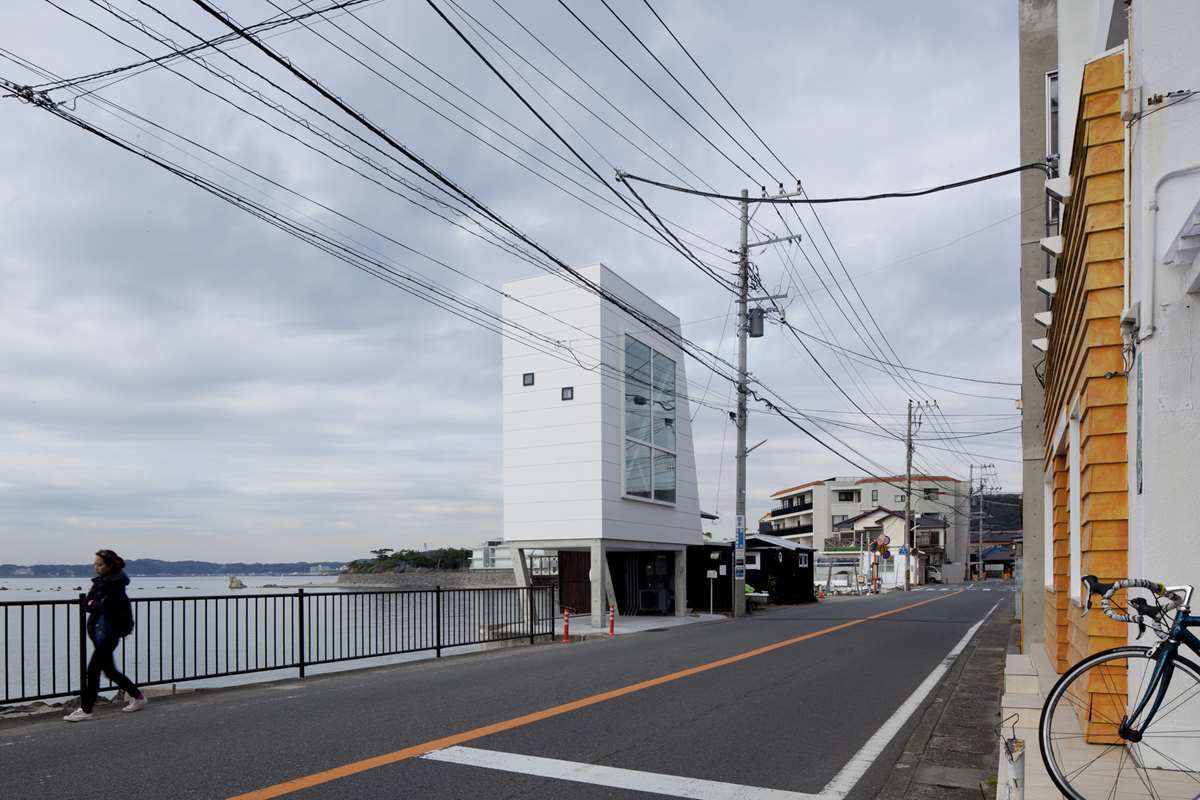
[1,586,555,706]
[769,502,813,518]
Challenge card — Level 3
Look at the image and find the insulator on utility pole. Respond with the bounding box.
[748,307,765,338]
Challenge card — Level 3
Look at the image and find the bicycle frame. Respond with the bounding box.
[1121,590,1200,740]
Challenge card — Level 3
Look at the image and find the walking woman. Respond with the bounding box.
[64,549,147,721]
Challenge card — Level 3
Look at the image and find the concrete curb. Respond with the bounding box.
[877,602,1017,800]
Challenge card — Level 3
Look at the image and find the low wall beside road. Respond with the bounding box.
[336,569,516,590]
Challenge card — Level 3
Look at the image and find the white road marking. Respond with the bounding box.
[819,600,1001,798]
[423,597,1001,800]
[422,746,825,800]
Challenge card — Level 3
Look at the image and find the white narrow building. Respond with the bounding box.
[501,264,702,626]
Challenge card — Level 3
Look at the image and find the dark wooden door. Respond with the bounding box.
[557,551,591,615]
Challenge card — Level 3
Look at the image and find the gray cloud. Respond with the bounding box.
[0,1,1022,562]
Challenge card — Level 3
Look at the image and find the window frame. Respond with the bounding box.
[522,372,535,387]
[561,386,574,401]
[622,334,679,506]
[1045,70,1061,230]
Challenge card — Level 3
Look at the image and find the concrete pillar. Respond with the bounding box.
[589,540,606,628]
[674,547,688,616]
[511,547,531,588]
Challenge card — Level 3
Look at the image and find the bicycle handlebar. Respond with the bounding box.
[1081,575,1167,622]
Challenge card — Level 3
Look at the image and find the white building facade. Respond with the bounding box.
[765,475,970,570]
[501,265,702,626]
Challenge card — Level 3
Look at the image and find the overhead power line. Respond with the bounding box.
[783,325,1019,386]
[28,0,379,92]
[617,161,1054,204]
[420,0,738,293]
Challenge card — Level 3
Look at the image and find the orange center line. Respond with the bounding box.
[229,589,966,799]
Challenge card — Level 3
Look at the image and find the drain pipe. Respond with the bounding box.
[1140,164,1200,341]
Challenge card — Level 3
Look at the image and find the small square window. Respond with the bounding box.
[561,386,574,401]
[522,372,534,386]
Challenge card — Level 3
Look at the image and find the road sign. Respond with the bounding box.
[734,567,745,579]
[899,545,909,556]
[706,569,718,579]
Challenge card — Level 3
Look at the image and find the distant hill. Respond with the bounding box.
[0,559,347,578]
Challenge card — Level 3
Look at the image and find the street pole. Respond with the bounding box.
[733,188,749,617]
[969,464,975,580]
[903,399,914,592]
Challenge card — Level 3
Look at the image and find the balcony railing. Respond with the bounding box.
[823,535,861,552]
[769,501,813,518]
[772,524,813,535]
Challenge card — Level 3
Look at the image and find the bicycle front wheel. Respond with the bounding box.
[1040,645,1200,799]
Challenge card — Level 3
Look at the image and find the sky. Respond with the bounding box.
[0,0,1024,564]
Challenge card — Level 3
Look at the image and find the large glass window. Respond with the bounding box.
[624,335,677,503]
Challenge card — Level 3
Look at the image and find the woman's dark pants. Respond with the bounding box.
[81,635,139,713]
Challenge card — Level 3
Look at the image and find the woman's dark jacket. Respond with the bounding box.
[85,571,135,641]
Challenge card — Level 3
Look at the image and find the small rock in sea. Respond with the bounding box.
[0,587,8,591]
[74,586,82,591]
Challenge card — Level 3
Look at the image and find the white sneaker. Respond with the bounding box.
[63,709,94,723]
[122,695,148,713]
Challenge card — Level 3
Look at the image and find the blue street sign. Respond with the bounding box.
[899,546,909,556]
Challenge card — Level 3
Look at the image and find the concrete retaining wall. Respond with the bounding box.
[336,570,516,590]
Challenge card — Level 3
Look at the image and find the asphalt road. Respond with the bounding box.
[0,586,1007,800]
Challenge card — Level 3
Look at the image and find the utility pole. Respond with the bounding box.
[969,464,975,581]
[732,187,797,617]
[904,399,915,592]
[733,188,749,617]
[968,464,995,580]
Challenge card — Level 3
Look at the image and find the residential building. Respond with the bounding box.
[1029,0,1200,757]
[765,475,970,574]
[829,508,922,589]
[501,264,701,627]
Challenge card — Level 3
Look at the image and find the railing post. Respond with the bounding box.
[435,586,442,658]
[297,588,306,679]
[528,588,535,646]
[76,593,87,702]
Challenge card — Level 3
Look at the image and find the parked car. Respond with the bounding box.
[926,566,943,584]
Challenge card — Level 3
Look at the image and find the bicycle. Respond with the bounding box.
[1039,575,1200,798]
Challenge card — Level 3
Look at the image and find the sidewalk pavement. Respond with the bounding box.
[554,611,725,640]
[877,598,1015,799]
[999,641,1199,799]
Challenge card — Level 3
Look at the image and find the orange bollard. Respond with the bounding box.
[562,607,570,643]
[608,605,615,638]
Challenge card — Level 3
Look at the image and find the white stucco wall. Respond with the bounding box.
[502,264,701,547]
[1125,1,1200,599]
[1124,0,1200,769]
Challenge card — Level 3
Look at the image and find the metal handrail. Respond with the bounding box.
[1,585,555,706]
